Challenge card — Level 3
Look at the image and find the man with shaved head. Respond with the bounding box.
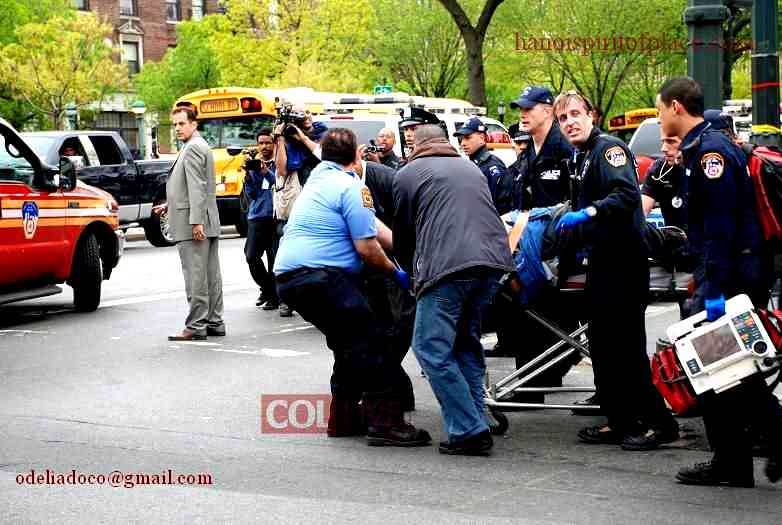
[368,127,401,170]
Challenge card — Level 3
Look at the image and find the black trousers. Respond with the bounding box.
[689,252,781,469]
[363,271,416,408]
[586,251,675,434]
[244,217,277,301]
[277,267,394,400]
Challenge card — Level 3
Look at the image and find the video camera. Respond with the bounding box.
[274,98,308,140]
[365,139,383,154]
[226,146,265,173]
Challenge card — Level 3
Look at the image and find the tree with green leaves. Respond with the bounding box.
[0,0,72,128]
[134,18,223,113]
[0,13,129,129]
[437,0,505,107]
[371,0,465,97]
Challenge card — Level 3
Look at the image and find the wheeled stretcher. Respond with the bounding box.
[483,206,691,435]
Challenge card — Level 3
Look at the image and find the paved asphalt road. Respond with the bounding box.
[1,229,781,524]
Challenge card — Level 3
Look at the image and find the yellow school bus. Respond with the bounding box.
[173,87,277,236]
[607,107,658,144]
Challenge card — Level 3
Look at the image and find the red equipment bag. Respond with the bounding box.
[744,144,782,243]
[756,307,782,352]
[650,344,698,415]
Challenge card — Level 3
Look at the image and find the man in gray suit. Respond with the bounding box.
[154,107,224,341]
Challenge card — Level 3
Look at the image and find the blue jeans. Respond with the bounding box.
[412,267,502,441]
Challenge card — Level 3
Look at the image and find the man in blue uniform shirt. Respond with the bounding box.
[273,128,430,447]
[453,117,513,215]
[656,77,781,487]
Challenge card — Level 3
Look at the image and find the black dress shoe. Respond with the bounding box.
[366,423,431,447]
[767,456,781,483]
[168,330,206,341]
[262,300,279,311]
[676,460,755,487]
[439,430,493,456]
[621,424,680,451]
[577,425,622,445]
[571,393,602,416]
[206,326,226,336]
[255,293,268,307]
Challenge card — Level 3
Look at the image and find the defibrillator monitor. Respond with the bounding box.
[666,294,777,395]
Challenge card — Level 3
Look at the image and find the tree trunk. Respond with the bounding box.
[464,32,487,107]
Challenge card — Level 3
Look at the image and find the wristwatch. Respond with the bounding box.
[585,205,597,218]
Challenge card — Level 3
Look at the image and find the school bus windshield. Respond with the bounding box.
[197,116,276,149]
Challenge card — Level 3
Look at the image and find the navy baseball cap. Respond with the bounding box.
[512,131,531,143]
[453,117,487,137]
[510,86,554,110]
[704,109,733,132]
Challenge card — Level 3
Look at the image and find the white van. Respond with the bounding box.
[313,113,516,166]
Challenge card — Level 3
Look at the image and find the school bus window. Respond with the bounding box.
[197,116,275,149]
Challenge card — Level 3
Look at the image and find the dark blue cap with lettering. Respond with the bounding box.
[703,109,733,132]
[453,117,487,137]
[510,86,554,110]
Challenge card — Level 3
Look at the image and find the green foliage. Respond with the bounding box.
[134,18,223,113]
[0,0,72,128]
[0,12,128,129]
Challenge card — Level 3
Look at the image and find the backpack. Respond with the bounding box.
[743,144,782,243]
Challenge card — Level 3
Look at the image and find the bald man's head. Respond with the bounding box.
[376,127,396,155]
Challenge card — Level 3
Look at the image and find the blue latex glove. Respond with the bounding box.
[393,268,410,291]
[557,209,591,233]
[705,294,726,321]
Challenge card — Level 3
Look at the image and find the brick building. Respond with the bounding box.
[72,0,221,156]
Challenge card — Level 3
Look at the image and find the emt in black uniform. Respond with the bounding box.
[555,90,679,451]
[657,77,781,487]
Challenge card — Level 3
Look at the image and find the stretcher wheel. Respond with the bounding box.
[487,408,509,436]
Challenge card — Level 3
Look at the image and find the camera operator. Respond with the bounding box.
[243,129,279,310]
[365,128,401,170]
[272,104,327,317]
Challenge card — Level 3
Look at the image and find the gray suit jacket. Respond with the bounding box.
[166,131,221,242]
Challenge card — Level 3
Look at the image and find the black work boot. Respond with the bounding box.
[363,394,431,447]
[326,397,365,438]
[675,460,755,488]
[767,456,782,483]
[439,430,493,456]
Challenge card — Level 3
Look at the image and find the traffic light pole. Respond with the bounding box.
[750,0,781,147]
[684,0,730,110]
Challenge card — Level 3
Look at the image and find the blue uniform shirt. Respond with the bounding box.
[680,120,762,299]
[273,160,377,275]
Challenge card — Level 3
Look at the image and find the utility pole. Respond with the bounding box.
[684,0,730,110]
[749,0,781,147]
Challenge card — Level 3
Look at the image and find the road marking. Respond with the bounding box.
[175,346,310,357]
[0,329,50,335]
[277,325,315,334]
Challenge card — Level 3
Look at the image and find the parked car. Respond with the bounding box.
[627,118,662,183]
[0,118,123,311]
[21,131,175,247]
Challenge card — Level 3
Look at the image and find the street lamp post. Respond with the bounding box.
[497,100,506,124]
[131,100,146,160]
[64,103,78,130]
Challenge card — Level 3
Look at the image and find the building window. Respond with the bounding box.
[166,0,181,21]
[72,0,89,10]
[119,0,137,16]
[123,42,140,75]
[191,0,205,20]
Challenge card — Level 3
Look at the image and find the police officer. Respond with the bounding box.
[555,90,679,451]
[453,117,513,215]
[398,107,442,163]
[509,86,573,211]
[354,152,417,411]
[656,77,780,486]
[273,128,430,447]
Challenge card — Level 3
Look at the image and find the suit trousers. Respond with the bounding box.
[177,236,224,334]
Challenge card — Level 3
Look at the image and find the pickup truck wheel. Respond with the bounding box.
[71,232,102,312]
[143,203,176,247]
[235,211,248,238]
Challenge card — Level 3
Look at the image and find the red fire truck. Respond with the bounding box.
[0,118,123,311]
